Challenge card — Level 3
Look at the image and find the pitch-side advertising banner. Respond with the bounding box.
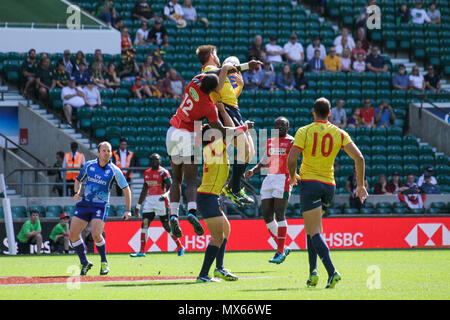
[104,217,450,253]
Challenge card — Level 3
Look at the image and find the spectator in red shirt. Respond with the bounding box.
[386,172,409,194]
[352,40,367,61]
[131,76,153,100]
[360,99,375,128]
[163,68,185,100]
[373,174,392,195]
[120,27,134,53]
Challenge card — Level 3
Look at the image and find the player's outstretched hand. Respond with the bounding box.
[73,193,80,202]
[355,186,369,203]
[223,63,238,74]
[123,211,132,220]
[244,169,254,179]
[248,60,263,70]
[245,120,255,130]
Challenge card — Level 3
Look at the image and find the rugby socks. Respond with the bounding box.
[170,233,184,251]
[306,235,318,274]
[199,244,220,278]
[215,238,228,270]
[311,233,335,278]
[71,239,88,266]
[266,220,279,244]
[170,202,180,218]
[187,202,197,216]
[140,228,148,254]
[277,220,288,254]
[231,163,247,193]
[95,238,107,263]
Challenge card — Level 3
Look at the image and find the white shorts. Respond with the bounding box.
[260,174,291,200]
[142,195,168,216]
[166,126,195,158]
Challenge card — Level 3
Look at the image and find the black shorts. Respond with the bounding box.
[299,180,336,214]
[219,104,244,126]
[197,193,223,219]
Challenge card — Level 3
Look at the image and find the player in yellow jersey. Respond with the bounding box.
[196,103,254,283]
[287,97,368,289]
[196,45,261,207]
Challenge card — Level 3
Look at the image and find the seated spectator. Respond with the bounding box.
[265,36,284,65]
[260,61,277,90]
[105,62,121,88]
[347,108,362,128]
[36,57,55,103]
[346,168,369,210]
[248,35,265,61]
[140,55,157,84]
[417,166,437,187]
[131,76,153,100]
[420,173,440,194]
[49,213,70,254]
[333,27,356,49]
[119,52,140,81]
[152,54,170,80]
[16,209,42,254]
[182,0,197,24]
[164,0,184,22]
[386,171,408,194]
[283,33,305,65]
[72,62,90,86]
[91,62,107,89]
[21,48,38,97]
[352,52,366,73]
[340,48,352,72]
[424,65,441,92]
[96,0,117,26]
[427,2,441,24]
[294,65,308,91]
[72,50,87,74]
[397,2,411,24]
[132,0,160,22]
[306,35,326,61]
[243,68,264,90]
[373,174,392,195]
[153,78,167,98]
[163,68,185,100]
[404,174,420,194]
[112,17,124,31]
[83,79,105,109]
[121,27,134,53]
[62,77,87,127]
[324,47,342,72]
[92,49,107,74]
[409,66,425,91]
[366,46,388,74]
[148,19,169,49]
[330,99,347,128]
[360,99,375,128]
[352,40,367,61]
[61,49,74,75]
[392,64,410,91]
[374,100,396,127]
[411,0,431,24]
[335,36,352,56]
[134,21,150,47]
[53,60,70,89]
[355,27,370,52]
[276,64,296,91]
[308,49,325,73]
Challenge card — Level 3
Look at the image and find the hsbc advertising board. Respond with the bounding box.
[103,217,450,253]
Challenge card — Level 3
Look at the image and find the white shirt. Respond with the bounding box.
[283,41,304,62]
[417,175,437,187]
[182,6,197,21]
[409,74,424,89]
[119,149,128,169]
[164,2,184,19]
[353,60,366,73]
[333,35,356,49]
[335,44,352,56]
[411,8,431,24]
[134,28,149,45]
[306,44,326,61]
[340,57,351,70]
[61,86,85,108]
[83,86,100,105]
[265,43,284,63]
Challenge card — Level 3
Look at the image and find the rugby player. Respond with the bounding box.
[287,98,368,288]
[130,153,185,257]
[69,141,132,276]
[244,117,293,264]
[167,69,255,238]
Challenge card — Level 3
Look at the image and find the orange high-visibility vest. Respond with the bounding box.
[113,150,134,179]
[64,152,85,181]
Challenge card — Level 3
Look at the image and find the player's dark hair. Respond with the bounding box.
[196,45,216,65]
[120,137,127,143]
[149,153,161,160]
[56,151,65,159]
[200,74,219,94]
[314,97,331,119]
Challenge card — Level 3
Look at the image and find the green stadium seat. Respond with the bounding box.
[410,208,425,214]
[360,208,374,214]
[11,206,27,218]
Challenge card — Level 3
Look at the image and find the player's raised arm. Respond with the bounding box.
[343,142,368,203]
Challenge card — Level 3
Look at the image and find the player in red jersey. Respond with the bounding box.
[166,67,254,238]
[130,153,185,257]
[245,117,294,264]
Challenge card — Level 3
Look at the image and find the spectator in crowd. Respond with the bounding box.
[36,57,54,103]
[333,27,356,49]
[386,171,408,194]
[259,51,268,64]
[410,0,431,24]
[91,62,107,89]
[352,52,366,73]
[83,78,104,109]
[112,138,136,196]
[424,65,441,92]
[21,48,38,97]
[417,166,437,187]
[119,51,140,81]
[140,55,157,84]
[96,0,117,26]
[355,27,370,52]
[265,36,284,65]
[121,27,134,52]
[152,54,170,80]
[112,17,124,31]
[427,2,441,24]
[308,49,325,73]
[335,36,353,56]
[352,40,367,61]
[374,100,396,127]
[360,98,375,128]
[153,78,167,98]
[243,67,264,90]
[306,35,326,61]
[132,0,160,23]
[392,64,410,91]
[347,107,362,128]
[131,76,153,100]
[404,174,420,194]
[134,21,150,47]
[182,0,197,24]
[324,47,342,72]
[53,60,71,89]
[17,209,42,254]
[283,33,305,65]
[47,151,65,197]
[340,48,352,72]
[72,62,91,86]
[61,50,74,75]
[420,173,440,194]
[346,168,369,210]
[330,99,347,128]
[294,65,308,91]
[276,64,295,91]
[72,50,87,74]
[409,66,425,91]
[260,61,278,90]
[62,77,87,127]
[248,35,265,61]
[49,213,70,254]
[164,0,184,23]
[373,174,392,195]
[397,2,411,24]
[366,46,388,74]
[105,62,121,88]
[62,142,86,195]
[148,19,169,49]
[92,49,108,74]
[163,68,185,100]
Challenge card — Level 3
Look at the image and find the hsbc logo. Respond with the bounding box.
[268,225,304,250]
[405,223,450,247]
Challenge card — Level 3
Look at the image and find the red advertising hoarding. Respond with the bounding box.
[103,217,450,253]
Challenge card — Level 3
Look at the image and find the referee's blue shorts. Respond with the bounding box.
[197,193,224,219]
[74,200,110,222]
[299,180,335,215]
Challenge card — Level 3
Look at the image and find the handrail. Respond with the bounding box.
[0,22,108,30]
[412,92,450,121]
[0,132,47,167]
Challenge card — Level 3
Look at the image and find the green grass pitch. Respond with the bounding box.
[0,249,449,300]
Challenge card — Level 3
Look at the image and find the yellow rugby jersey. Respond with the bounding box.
[293,121,353,185]
[202,65,239,107]
[197,139,230,196]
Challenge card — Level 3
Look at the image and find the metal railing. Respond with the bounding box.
[0,132,47,168]
[413,92,450,123]
[0,22,108,30]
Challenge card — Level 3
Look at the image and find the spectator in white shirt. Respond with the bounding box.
[335,36,353,56]
[265,36,284,64]
[164,0,184,22]
[134,21,149,46]
[283,33,305,65]
[409,66,425,91]
[306,35,326,61]
[417,167,438,187]
[333,27,356,49]
[410,1,431,24]
[182,0,197,23]
[340,48,352,72]
[83,79,104,109]
[330,99,347,128]
[62,77,87,127]
[352,52,366,73]
[427,2,441,24]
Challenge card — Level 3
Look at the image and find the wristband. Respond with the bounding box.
[135,204,141,210]
[239,62,249,71]
[124,209,132,214]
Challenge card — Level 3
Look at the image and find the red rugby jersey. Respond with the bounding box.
[265,134,294,175]
[144,166,171,196]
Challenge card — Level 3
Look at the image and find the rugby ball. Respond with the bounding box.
[223,56,240,66]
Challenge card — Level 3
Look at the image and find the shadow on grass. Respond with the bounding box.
[103,281,198,288]
[235,271,277,275]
